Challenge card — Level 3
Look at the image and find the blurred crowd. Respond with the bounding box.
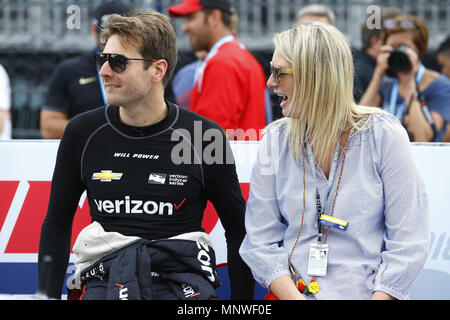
[0,0,449,142]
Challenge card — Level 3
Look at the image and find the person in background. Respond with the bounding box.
[38,10,254,300]
[436,35,450,141]
[40,0,131,139]
[0,64,11,140]
[171,49,207,109]
[171,11,238,109]
[359,15,450,142]
[296,4,336,26]
[168,0,267,140]
[239,23,430,300]
[354,7,403,103]
[171,9,274,125]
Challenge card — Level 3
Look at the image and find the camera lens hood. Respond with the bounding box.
[387,45,412,77]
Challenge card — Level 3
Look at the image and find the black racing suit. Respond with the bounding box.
[38,101,254,299]
[78,238,222,300]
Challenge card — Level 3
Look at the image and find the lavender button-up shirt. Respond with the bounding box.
[239,112,430,300]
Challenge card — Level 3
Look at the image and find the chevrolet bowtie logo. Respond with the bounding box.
[92,170,123,182]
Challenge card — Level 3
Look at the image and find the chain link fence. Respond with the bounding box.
[1,0,449,51]
[0,0,449,138]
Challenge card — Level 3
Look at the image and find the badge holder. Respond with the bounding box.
[307,242,329,277]
[307,213,349,277]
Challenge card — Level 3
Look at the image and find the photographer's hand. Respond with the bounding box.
[397,47,420,102]
[399,50,445,142]
[373,45,393,78]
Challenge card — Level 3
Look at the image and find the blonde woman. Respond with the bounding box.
[239,24,430,300]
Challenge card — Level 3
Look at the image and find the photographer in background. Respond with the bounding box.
[360,15,450,142]
[437,35,450,141]
[354,7,402,103]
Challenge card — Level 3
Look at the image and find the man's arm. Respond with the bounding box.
[40,109,69,139]
[38,118,86,298]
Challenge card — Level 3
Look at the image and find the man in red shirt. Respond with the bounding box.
[168,0,267,140]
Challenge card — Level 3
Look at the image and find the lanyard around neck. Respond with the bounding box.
[389,64,426,120]
[288,133,352,280]
[305,137,341,195]
[305,137,341,242]
[195,35,235,93]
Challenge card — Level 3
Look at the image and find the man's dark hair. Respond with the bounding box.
[203,8,233,30]
[102,11,178,87]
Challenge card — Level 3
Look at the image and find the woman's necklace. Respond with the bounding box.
[287,115,370,296]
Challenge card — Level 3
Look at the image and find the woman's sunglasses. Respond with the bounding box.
[270,62,293,85]
[94,52,158,73]
[383,19,416,30]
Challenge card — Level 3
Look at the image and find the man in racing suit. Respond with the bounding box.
[37,10,254,300]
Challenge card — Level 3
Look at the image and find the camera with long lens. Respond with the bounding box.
[386,45,412,78]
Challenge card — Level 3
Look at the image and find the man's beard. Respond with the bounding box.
[189,31,211,52]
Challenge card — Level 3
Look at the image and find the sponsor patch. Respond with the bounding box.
[92,170,123,182]
[168,174,189,186]
[148,173,167,185]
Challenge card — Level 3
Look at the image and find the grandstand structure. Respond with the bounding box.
[0,0,449,138]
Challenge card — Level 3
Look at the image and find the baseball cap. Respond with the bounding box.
[168,0,232,18]
[93,0,131,29]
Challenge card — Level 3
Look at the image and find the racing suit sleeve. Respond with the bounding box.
[38,117,87,299]
[202,128,255,300]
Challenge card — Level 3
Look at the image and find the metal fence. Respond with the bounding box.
[0,0,449,52]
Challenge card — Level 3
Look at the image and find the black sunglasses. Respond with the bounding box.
[94,52,158,73]
[270,62,293,85]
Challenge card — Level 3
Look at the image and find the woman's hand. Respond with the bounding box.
[371,291,394,300]
[269,275,307,300]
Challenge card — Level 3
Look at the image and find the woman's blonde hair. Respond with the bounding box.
[269,23,381,170]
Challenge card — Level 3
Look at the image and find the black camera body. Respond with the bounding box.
[386,45,412,78]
